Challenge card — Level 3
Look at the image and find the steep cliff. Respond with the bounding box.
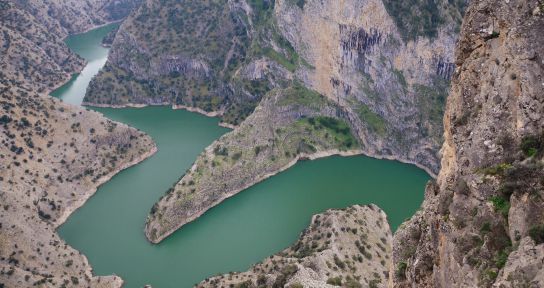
[141,0,465,243]
[393,0,544,287]
[85,0,285,125]
[197,205,392,288]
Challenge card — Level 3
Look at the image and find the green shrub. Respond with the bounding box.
[396,262,407,278]
[481,163,513,176]
[490,196,510,218]
[231,152,242,161]
[520,135,542,157]
[495,249,510,269]
[529,224,544,244]
[344,277,362,288]
[357,104,386,136]
[480,222,492,234]
[326,277,342,286]
[484,269,498,281]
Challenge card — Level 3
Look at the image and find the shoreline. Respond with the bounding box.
[82,102,238,130]
[55,143,158,228]
[147,147,436,244]
[62,20,123,41]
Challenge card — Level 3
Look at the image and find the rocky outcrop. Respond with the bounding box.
[197,205,392,288]
[84,0,267,125]
[393,0,544,287]
[142,0,465,243]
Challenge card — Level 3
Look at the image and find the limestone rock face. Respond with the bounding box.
[197,205,392,288]
[275,0,463,176]
[393,0,544,287]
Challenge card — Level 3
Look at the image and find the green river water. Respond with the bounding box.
[54,24,430,288]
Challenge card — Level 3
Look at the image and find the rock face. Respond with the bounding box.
[85,0,267,124]
[197,205,392,288]
[393,0,544,287]
[124,0,466,243]
[275,0,463,174]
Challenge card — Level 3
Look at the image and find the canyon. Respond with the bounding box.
[85,0,467,244]
[1,0,543,287]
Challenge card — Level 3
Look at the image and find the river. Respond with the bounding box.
[54,23,430,288]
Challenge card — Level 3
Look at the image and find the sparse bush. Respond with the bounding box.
[326,277,342,286]
[396,262,407,278]
[490,196,510,218]
[529,224,544,244]
[520,135,542,157]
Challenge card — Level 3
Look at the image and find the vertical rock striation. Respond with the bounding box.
[393,0,544,287]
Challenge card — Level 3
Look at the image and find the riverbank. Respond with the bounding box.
[56,143,158,227]
[83,102,239,130]
[147,145,435,244]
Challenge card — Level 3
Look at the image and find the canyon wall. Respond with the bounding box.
[393,0,544,286]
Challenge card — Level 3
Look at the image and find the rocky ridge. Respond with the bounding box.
[0,0,142,94]
[9,0,142,37]
[0,1,85,94]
